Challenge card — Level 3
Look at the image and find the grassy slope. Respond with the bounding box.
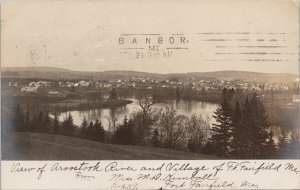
[2,132,218,160]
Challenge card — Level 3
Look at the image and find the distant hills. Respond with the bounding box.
[1,66,298,83]
[166,70,298,83]
[1,67,162,81]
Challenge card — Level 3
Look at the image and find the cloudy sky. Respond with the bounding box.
[1,0,299,74]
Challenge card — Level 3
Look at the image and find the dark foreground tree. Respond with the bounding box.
[248,93,275,158]
[52,113,60,134]
[236,97,253,158]
[86,121,94,140]
[62,113,75,136]
[113,116,135,145]
[93,119,105,142]
[211,94,233,157]
[42,113,51,133]
[80,117,88,138]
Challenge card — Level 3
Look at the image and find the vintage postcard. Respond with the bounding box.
[1,0,299,189]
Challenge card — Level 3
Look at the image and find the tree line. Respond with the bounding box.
[9,104,106,142]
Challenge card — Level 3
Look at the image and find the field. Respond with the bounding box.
[2,132,218,160]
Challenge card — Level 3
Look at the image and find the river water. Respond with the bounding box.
[58,98,218,130]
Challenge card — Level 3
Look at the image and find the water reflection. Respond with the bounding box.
[59,98,219,130]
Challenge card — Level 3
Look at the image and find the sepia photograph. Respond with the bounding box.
[1,0,299,162]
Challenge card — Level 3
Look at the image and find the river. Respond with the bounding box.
[58,98,219,130]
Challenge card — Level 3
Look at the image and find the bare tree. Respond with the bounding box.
[127,95,158,145]
[187,114,210,153]
[159,108,187,149]
[136,95,156,121]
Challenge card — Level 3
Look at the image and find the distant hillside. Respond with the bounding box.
[1,67,164,81]
[1,66,298,83]
[167,70,298,83]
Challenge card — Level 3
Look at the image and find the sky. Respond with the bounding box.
[1,0,299,74]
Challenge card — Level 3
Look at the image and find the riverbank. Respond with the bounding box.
[2,96,131,113]
[48,99,133,113]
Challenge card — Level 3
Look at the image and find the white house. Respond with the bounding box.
[21,86,39,93]
[78,81,89,87]
[48,91,63,97]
